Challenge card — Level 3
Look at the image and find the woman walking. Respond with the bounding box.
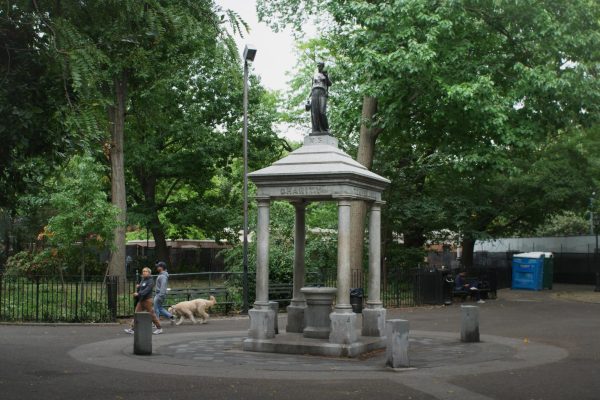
[124,267,163,335]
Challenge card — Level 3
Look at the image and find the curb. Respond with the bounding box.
[0,322,120,327]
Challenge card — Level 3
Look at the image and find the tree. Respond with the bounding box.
[0,2,87,209]
[258,0,600,269]
[24,1,251,279]
[45,154,120,281]
[535,211,590,237]
[126,70,283,263]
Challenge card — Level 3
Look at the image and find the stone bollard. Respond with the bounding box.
[133,312,152,355]
[269,301,279,334]
[461,305,480,343]
[386,319,409,368]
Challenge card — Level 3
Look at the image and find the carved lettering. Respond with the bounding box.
[280,186,326,196]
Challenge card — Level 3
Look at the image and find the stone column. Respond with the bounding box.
[287,202,307,333]
[248,198,275,339]
[363,201,386,337]
[330,199,357,344]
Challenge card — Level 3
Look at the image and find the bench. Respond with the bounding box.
[452,278,496,302]
[165,287,234,314]
[268,283,293,309]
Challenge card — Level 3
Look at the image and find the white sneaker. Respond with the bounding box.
[124,328,134,334]
[153,328,163,335]
[169,317,175,326]
[477,300,486,304]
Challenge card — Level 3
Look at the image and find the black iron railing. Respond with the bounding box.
[1,268,447,322]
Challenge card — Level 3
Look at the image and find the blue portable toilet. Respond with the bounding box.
[512,252,552,291]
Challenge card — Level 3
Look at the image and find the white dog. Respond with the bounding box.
[168,295,216,325]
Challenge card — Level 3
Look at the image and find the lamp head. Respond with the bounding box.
[243,44,257,62]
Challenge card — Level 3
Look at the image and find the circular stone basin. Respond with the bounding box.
[301,287,337,339]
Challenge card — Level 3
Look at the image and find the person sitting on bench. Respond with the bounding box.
[455,271,485,304]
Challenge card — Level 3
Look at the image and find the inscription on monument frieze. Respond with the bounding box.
[281,186,327,196]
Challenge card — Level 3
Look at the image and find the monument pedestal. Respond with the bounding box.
[329,308,357,345]
[362,304,386,337]
[286,302,306,333]
[247,304,275,340]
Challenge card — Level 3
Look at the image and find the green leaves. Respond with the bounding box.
[261,0,600,252]
[45,154,120,253]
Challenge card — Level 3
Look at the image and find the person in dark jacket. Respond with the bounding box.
[455,271,484,303]
[124,267,163,334]
[153,261,174,325]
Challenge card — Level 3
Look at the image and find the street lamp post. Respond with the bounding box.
[590,193,596,236]
[594,213,600,293]
[242,44,257,314]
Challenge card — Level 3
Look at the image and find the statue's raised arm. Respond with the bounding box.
[307,62,332,136]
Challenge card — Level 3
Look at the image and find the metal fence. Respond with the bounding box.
[1,267,459,322]
[0,275,135,322]
[474,250,600,285]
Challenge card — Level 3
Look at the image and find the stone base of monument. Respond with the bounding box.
[285,303,306,333]
[329,309,358,344]
[242,331,386,358]
[361,306,386,337]
[248,306,276,340]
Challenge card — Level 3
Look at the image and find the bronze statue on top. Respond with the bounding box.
[305,62,332,136]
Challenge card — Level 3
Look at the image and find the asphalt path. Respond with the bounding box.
[0,285,598,400]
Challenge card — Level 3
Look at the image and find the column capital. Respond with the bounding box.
[336,198,353,207]
[256,197,271,206]
[291,200,308,210]
[370,200,385,208]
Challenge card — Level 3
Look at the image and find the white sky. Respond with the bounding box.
[216,0,299,92]
[215,0,314,142]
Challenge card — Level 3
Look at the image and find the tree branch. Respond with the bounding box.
[158,178,182,209]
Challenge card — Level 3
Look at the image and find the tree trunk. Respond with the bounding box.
[139,174,170,266]
[150,218,170,265]
[349,96,382,287]
[2,211,10,260]
[461,237,476,270]
[108,73,127,283]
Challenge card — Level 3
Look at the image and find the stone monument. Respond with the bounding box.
[243,63,390,357]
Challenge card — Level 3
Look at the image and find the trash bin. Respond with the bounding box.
[442,268,453,305]
[414,268,444,305]
[512,252,553,291]
[542,254,554,290]
[350,288,363,313]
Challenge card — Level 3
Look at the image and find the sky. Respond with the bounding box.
[215,0,313,142]
[216,0,300,92]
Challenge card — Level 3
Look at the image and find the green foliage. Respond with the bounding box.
[535,211,590,237]
[46,155,120,250]
[0,2,82,208]
[259,0,600,256]
[223,201,339,301]
[384,243,426,270]
[4,250,60,278]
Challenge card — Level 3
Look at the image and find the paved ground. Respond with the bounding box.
[1,284,599,400]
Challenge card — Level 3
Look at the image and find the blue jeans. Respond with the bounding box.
[153,294,172,319]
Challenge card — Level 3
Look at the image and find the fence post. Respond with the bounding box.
[74,281,79,321]
[106,276,118,321]
[35,277,40,322]
[0,274,3,320]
